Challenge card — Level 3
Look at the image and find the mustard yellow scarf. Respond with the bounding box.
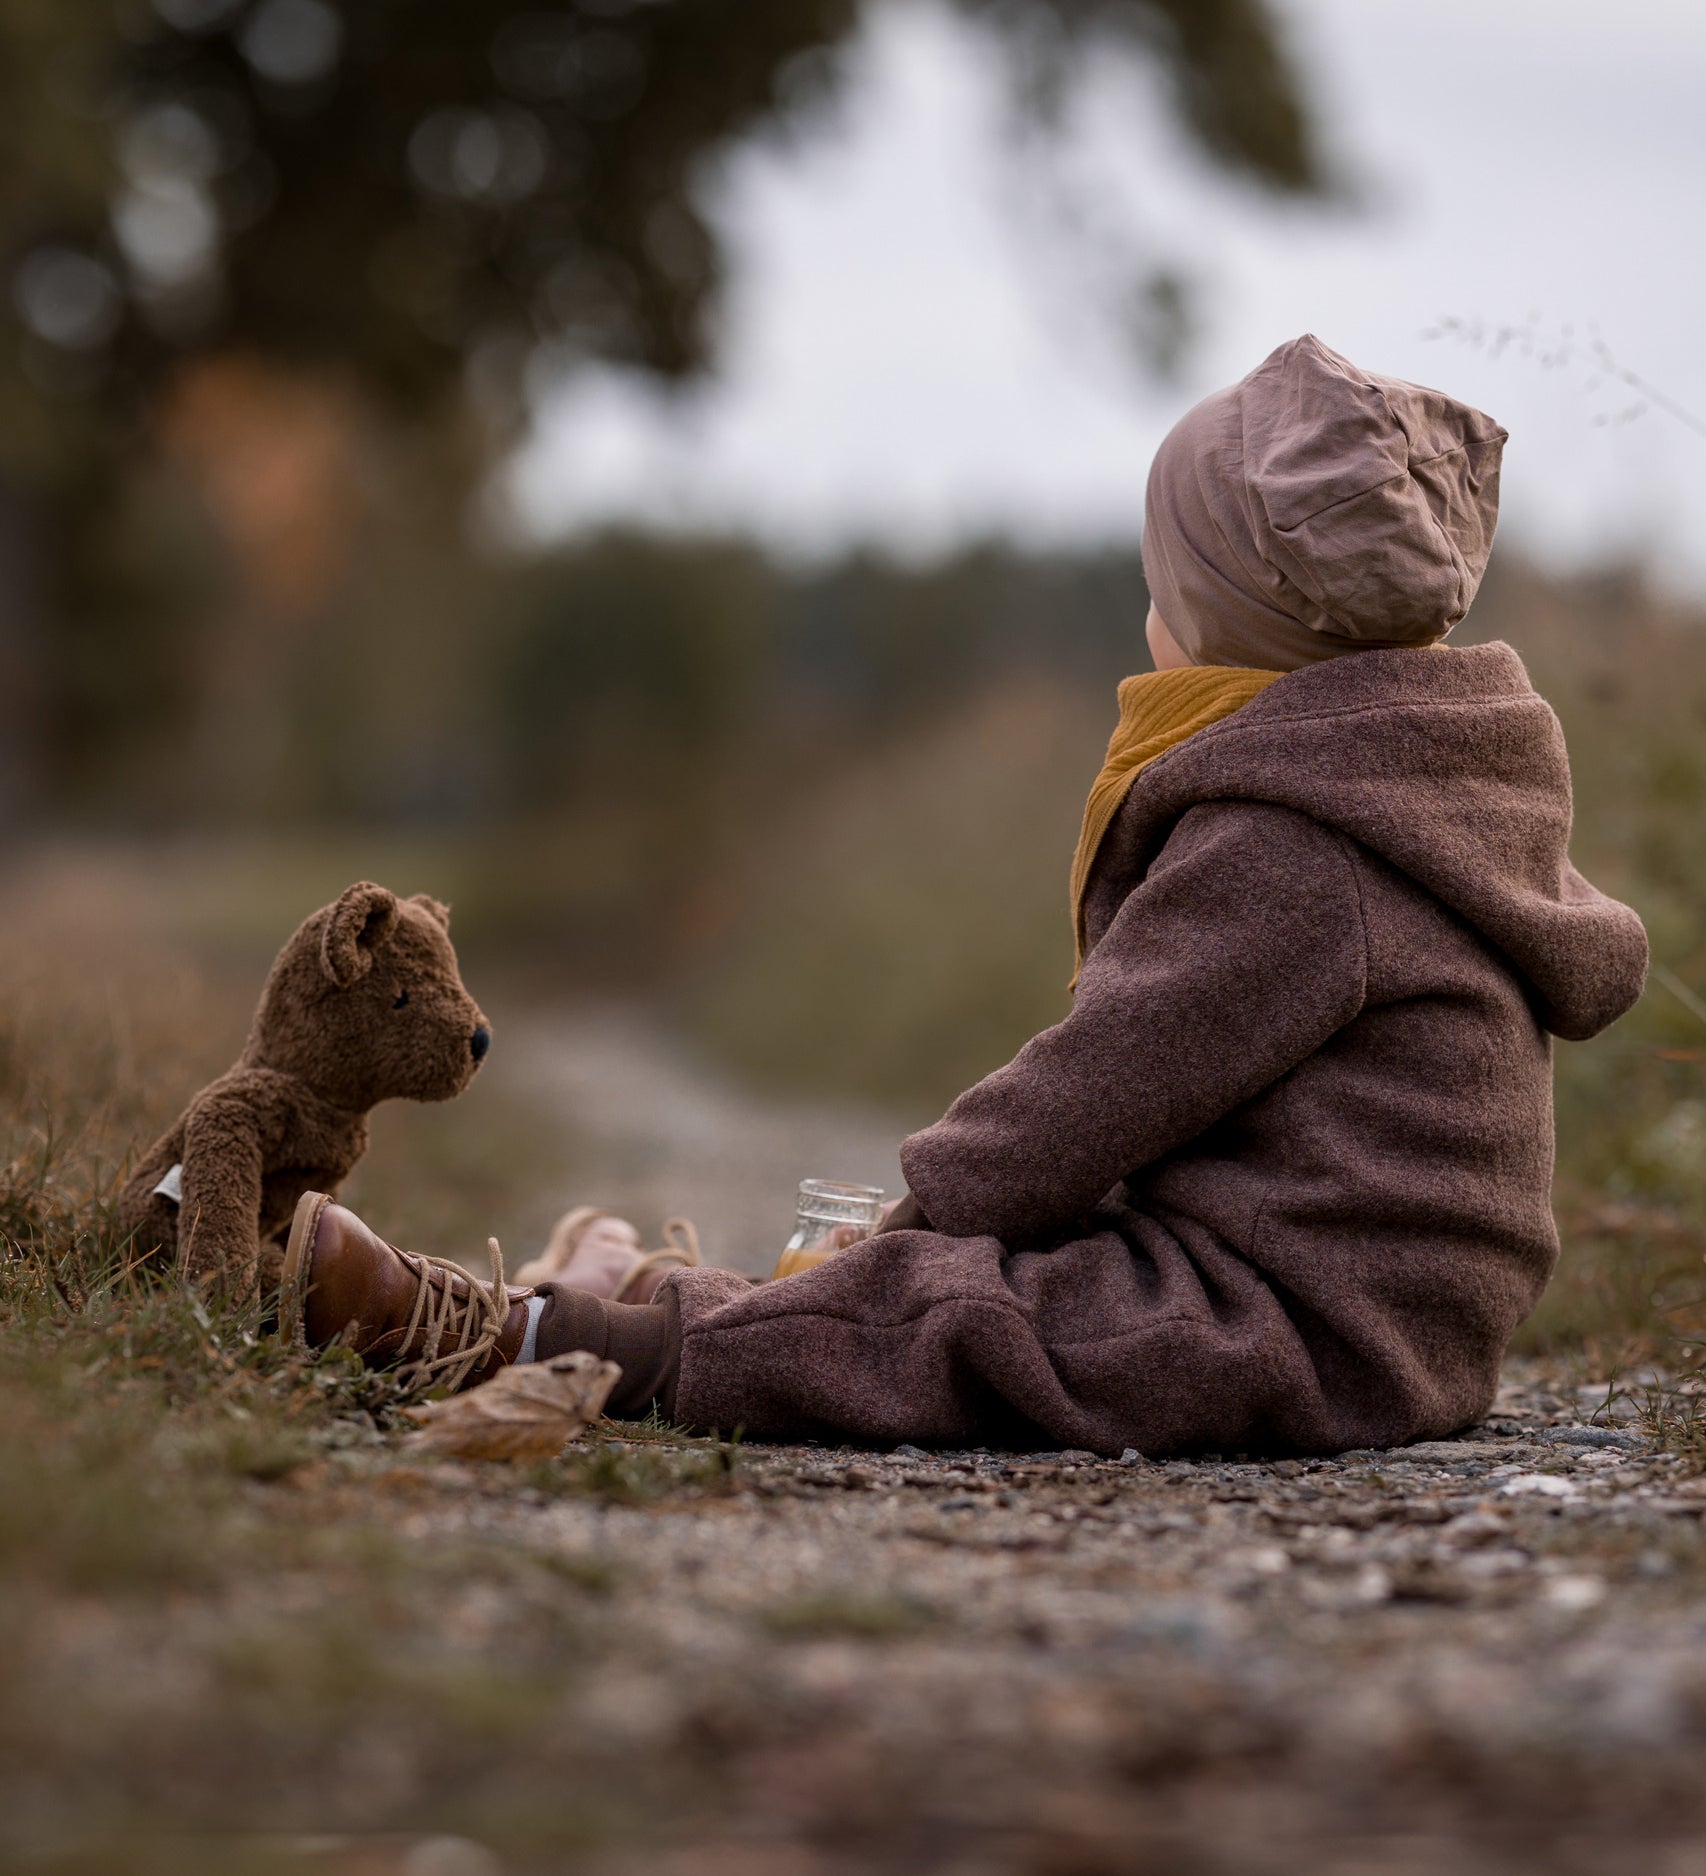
[1069,665,1282,979]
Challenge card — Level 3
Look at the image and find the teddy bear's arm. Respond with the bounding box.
[175,1092,268,1288]
[117,1118,190,1259]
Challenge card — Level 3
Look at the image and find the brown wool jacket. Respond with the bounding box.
[663,643,1648,1456]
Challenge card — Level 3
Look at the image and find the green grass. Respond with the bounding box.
[521,1435,740,1505]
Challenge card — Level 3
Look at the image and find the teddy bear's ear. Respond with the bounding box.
[408,894,452,931]
[320,882,401,987]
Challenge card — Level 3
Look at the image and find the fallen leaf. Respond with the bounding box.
[400,1352,621,1461]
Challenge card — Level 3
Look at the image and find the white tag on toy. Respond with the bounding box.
[152,1162,184,1205]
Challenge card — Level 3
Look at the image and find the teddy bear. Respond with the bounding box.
[120,881,491,1292]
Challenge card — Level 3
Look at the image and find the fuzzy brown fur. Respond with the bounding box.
[120,883,491,1291]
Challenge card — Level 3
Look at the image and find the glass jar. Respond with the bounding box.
[771,1179,886,1280]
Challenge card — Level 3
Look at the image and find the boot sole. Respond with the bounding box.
[279,1189,333,1349]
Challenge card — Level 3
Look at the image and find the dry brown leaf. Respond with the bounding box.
[399,1351,621,1461]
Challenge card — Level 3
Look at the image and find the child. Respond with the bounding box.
[283,335,1647,1457]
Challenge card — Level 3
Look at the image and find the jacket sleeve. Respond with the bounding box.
[899,801,1368,1243]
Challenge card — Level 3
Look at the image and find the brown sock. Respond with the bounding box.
[532,1282,682,1420]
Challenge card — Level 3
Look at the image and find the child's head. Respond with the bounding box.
[1142,335,1506,671]
[1144,605,1191,671]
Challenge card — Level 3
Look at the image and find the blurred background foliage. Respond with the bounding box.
[0,0,1326,1076]
[0,0,1319,822]
[0,1,1702,1356]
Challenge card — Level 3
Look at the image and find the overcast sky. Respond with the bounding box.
[506,0,1706,590]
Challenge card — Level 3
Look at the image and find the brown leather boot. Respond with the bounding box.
[279,1191,533,1392]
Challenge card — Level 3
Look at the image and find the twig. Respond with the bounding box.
[1589,338,1706,442]
[1424,315,1706,442]
[1653,962,1706,1033]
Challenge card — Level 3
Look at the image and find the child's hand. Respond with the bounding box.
[809,1223,866,1255]
[878,1192,930,1234]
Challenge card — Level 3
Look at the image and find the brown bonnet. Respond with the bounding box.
[1141,335,1507,671]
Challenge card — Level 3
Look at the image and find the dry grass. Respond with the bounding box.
[1483,571,1706,1373]
[0,918,739,1868]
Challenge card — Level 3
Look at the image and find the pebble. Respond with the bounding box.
[1441,1511,1510,1546]
[1538,1426,1646,1451]
[1397,1440,1516,1464]
[1497,1473,1581,1499]
[1544,1573,1608,1610]
[1302,1562,1392,1609]
[1455,1547,1532,1579]
[400,1839,504,1876]
[1114,1596,1237,1655]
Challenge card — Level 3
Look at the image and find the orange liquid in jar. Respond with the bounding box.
[771,1243,838,1280]
[770,1178,885,1281]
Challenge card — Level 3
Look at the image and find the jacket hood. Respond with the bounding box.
[1124,641,1647,1040]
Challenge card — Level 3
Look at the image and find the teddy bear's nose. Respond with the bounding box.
[470,1026,491,1063]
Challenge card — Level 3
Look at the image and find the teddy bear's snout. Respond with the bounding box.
[470,1025,492,1063]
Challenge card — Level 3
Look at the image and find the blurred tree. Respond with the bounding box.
[0,0,1323,820]
[3,0,1319,420]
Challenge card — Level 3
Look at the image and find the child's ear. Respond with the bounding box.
[408,894,452,932]
[321,882,401,987]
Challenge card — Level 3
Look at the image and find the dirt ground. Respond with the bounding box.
[237,1013,1706,1874]
[497,1003,908,1278]
[227,1363,1706,1876]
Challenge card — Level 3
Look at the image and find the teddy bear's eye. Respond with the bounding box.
[392,989,410,1010]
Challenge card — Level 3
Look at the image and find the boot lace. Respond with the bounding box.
[613,1215,702,1302]
[394,1236,511,1397]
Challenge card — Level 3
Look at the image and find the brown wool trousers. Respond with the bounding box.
[533,1284,682,1418]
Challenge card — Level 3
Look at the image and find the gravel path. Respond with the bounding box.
[332,1365,1706,1873]
[397,1007,1706,1868]
[503,1003,910,1276]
